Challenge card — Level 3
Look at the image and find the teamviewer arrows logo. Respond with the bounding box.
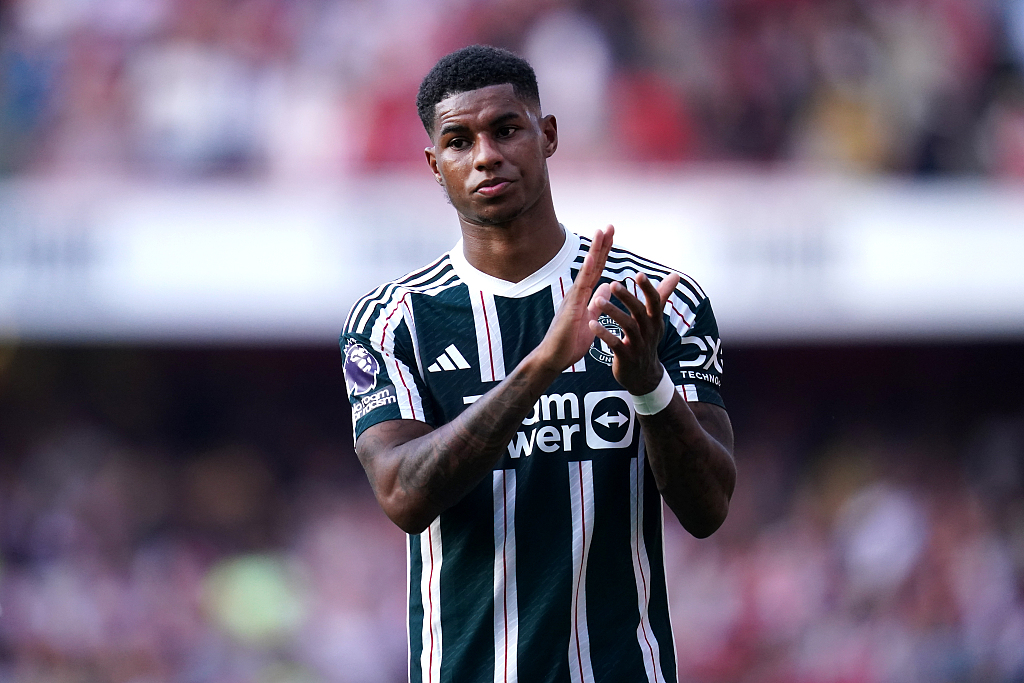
[584,391,636,449]
[594,412,628,429]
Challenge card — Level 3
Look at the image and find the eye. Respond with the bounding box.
[447,137,470,150]
[496,126,517,138]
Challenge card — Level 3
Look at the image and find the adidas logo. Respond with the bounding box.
[427,344,471,373]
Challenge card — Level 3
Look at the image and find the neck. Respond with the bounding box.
[458,194,564,283]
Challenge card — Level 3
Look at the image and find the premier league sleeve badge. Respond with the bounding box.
[343,341,380,396]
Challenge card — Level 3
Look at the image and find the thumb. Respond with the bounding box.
[656,273,680,305]
[588,282,613,315]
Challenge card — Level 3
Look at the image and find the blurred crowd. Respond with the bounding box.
[0,345,1022,682]
[2,0,1024,178]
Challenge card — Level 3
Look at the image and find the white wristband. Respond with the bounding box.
[630,366,675,415]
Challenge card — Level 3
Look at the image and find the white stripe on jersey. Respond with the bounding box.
[420,519,443,683]
[470,289,506,382]
[351,257,453,335]
[676,384,699,402]
[362,271,466,417]
[402,295,426,381]
[678,271,707,300]
[370,293,424,421]
[666,293,696,336]
[408,277,468,376]
[631,443,666,683]
[671,283,701,312]
[589,247,701,337]
[493,470,519,683]
[568,461,596,683]
[346,255,449,330]
[601,245,706,304]
[351,258,450,334]
[551,272,587,373]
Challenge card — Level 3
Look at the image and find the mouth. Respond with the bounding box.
[474,178,513,197]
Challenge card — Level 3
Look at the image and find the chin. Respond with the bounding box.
[478,213,519,227]
[462,206,524,227]
[474,197,543,227]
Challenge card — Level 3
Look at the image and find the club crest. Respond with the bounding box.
[589,314,624,366]
[344,341,380,395]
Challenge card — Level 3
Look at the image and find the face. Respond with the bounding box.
[425,84,557,228]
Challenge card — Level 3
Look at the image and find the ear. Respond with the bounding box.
[425,146,444,185]
[541,114,558,158]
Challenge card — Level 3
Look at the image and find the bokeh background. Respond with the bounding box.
[2,0,1024,681]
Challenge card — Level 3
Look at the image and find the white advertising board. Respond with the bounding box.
[1,173,1022,343]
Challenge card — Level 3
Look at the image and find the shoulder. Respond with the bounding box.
[576,234,709,310]
[343,252,460,336]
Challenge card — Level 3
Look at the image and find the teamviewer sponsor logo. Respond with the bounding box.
[505,393,583,457]
[463,390,637,458]
[583,391,635,449]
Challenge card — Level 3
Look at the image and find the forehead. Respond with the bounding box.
[433,83,536,131]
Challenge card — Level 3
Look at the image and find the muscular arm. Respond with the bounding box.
[355,354,559,534]
[590,272,736,538]
[355,227,615,534]
[638,397,735,538]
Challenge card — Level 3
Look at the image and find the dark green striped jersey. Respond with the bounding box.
[341,231,724,683]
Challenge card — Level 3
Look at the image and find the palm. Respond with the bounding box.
[561,291,602,362]
[538,226,614,371]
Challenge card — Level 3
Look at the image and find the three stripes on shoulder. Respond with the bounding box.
[428,344,471,373]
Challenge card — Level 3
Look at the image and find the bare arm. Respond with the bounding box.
[589,272,736,538]
[355,227,616,534]
[637,396,735,538]
[356,355,558,533]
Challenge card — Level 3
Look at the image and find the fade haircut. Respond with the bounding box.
[417,45,541,137]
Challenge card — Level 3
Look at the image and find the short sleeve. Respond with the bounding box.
[341,305,438,441]
[659,297,725,408]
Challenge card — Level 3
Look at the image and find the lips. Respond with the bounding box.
[474,178,512,197]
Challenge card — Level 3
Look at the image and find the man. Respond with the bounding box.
[341,45,735,683]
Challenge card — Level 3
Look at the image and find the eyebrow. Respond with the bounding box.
[438,122,470,138]
[437,112,525,139]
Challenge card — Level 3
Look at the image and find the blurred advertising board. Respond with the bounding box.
[1,173,1022,344]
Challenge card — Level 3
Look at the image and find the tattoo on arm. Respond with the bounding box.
[356,367,551,531]
[638,398,736,537]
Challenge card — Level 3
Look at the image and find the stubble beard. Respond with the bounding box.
[450,182,549,230]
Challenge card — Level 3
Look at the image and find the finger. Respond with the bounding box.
[599,224,615,255]
[588,318,628,353]
[590,294,641,341]
[656,272,680,309]
[608,280,650,325]
[634,272,664,319]
[653,273,680,321]
[587,282,613,312]
[580,226,614,287]
[588,225,614,279]
[573,230,605,291]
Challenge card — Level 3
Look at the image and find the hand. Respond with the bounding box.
[588,270,680,395]
[531,225,614,374]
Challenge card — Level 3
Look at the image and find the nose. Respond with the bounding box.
[474,134,503,170]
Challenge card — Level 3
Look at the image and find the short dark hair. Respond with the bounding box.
[416,45,541,136]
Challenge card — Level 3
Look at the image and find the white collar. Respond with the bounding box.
[449,229,580,298]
